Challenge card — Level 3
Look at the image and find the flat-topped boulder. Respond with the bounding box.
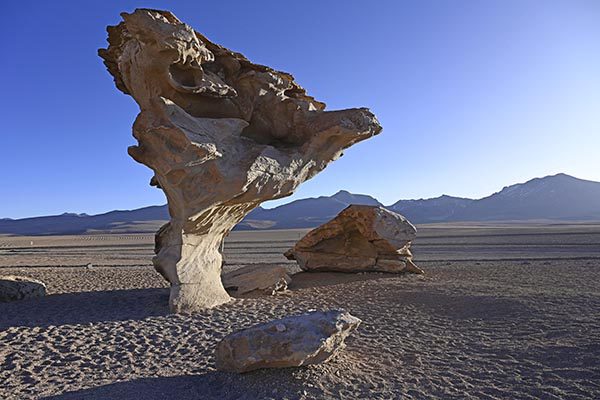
[222,265,291,295]
[99,9,381,313]
[0,276,46,302]
[285,205,424,274]
[215,310,361,373]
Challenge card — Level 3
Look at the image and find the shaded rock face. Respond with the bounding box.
[98,9,381,313]
[285,205,424,274]
[215,310,361,373]
[0,276,46,302]
[222,265,291,296]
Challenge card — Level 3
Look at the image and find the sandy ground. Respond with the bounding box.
[1,224,599,399]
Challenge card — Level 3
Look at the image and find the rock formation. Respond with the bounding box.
[99,9,381,312]
[0,276,46,302]
[222,265,291,296]
[285,205,424,274]
[215,310,361,373]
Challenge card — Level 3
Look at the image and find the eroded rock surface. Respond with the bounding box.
[215,309,361,373]
[222,265,291,295]
[0,276,46,302]
[99,9,381,312]
[285,205,424,274]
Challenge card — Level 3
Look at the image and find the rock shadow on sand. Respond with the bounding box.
[41,368,320,400]
[288,271,420,290]
[0,288,170,329]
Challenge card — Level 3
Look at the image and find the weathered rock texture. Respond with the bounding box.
[99,9,381,312]
[0,276,46,302]
[285,205,424,274]
[215,310,361,373]
[222,265,291,295]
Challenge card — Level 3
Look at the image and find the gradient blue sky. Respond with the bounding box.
[1,1,599,218]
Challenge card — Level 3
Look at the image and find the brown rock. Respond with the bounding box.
[0,276,46,302]
[215,310,361,373]
[98,9,381,312]
[285,205,424,274]
[222,265,291,295]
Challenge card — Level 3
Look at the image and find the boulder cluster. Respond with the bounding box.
[2,7,426,377]
[99,8,382,313]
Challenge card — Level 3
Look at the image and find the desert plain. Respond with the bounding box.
[1,222,599,399]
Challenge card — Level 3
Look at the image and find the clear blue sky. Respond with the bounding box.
[1,1,599,218]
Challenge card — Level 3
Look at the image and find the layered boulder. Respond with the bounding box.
[0,276,46,302]
[285,205,424,274]
[215,310,361,373]
[99,9,381,312]
[222,264,291,296]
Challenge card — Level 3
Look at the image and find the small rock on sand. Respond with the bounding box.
[215,309,361,373]
[222,264,292,295]
[0,275,46,302]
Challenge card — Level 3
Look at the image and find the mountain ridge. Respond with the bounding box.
[1,173,599,235]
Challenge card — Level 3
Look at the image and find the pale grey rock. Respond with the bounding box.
[285,205,424,274]
[0,276,46,302]
[215,310,361,373]
[99,9,381,313]
[222,265,291,295]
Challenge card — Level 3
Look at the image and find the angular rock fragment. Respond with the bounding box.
[215,310,361,373]
[99,9,381,313]
[222,264,291,295]
[0,276,46,302]
[285,205,424,274]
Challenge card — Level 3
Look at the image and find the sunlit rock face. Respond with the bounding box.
[99,9,382,313]
[215,310,361,373]
[285,205,424,274]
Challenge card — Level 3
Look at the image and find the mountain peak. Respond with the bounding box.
[332,189,351,197]
[331,190,381,206]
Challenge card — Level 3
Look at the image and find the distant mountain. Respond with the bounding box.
[452,173,600,221]
[388,195,474,223]
[0,205,169,235]
[1,174,599,235]
[236,190,382,230]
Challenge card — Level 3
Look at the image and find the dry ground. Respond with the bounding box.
[1,223,599,399]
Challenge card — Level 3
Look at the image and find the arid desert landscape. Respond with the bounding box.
[3,2,600,399]
[1,222,599,399]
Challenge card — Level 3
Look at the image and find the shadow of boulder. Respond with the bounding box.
[41,369,320,400]
[289,271,417,290]
[0,288,170,329]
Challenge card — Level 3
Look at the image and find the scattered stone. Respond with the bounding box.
[222,265,292,295]
[99,9,382,313]
[0,276,46,302]
[285,205,424,274]
[215,310,361,373]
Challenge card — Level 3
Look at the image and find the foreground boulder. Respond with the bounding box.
[99,9,381,313]
[215,310,361,373]
[222,265,291,295]
[285,205,424,274]
[0,276,46,302]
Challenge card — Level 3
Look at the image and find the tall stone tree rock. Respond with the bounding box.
[99,9,382,313]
